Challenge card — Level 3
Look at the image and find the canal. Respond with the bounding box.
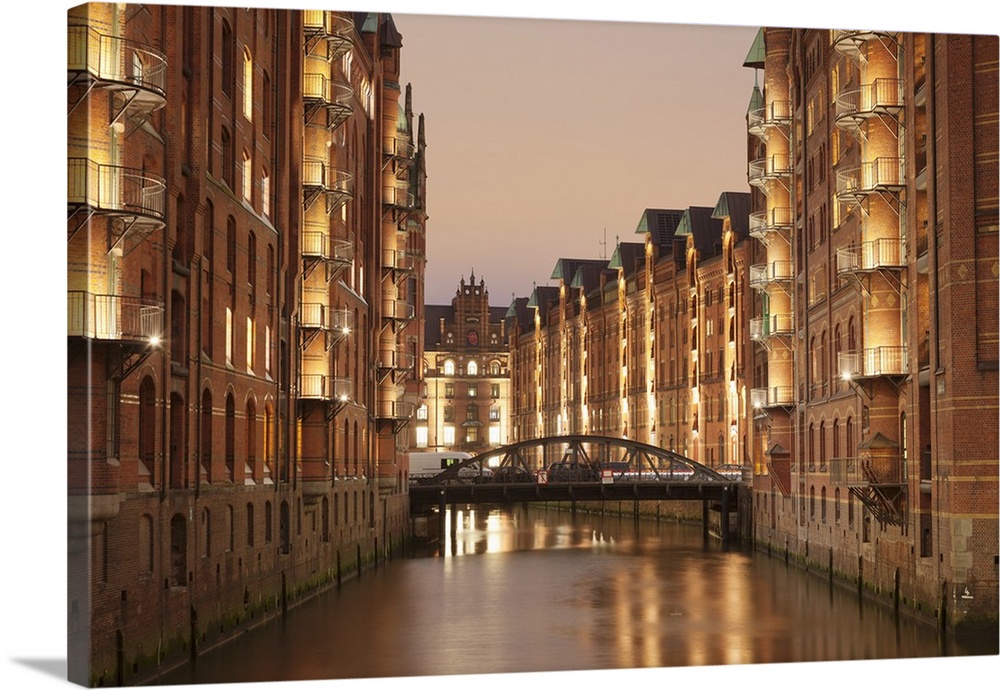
[157,505,994,686]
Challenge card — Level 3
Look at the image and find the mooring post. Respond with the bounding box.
[702,499,709,543]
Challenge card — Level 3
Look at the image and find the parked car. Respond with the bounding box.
[492,466,533,483]
[546,460,598,482]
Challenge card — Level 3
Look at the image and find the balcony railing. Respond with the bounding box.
[830,454,904,486]
[836,238,906,275]
[376,398,415,420]
[378,349,415,371]
[835,79,904,128]
[302,159,354,196]
[302,231,354,265]
[68,158,166,223]
[831,30,898,60]
[747,100,792,138]
[302,11,353,56]
[750,313,793,341]
[383,135,414,160]
[382,299,415,322]
[749,261,793,289]
[748,154,792,189]
[299,374,351,401]
[383,185,415,209]
[751,386,795,409]
[67,291,163,342]
[382,248,414,272]
[67,24,167,98]
[749,207,793,241]
[839,346,908,379]
[302,72,354,127]
[836,158,905,202]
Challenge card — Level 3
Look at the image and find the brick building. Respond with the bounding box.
[419,272,512,454]
[67,5,426,684]
[507,27,997,633]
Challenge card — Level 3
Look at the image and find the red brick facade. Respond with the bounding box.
[67,5,426,685]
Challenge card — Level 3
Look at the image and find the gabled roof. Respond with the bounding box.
[423,304,452,347]
[712,191,752,238]
[570,262,609,298]
[634,208,686,247]
[748,83,764,115]
[505,296,533,332]
[608,241,645,276]
[675,207,724,259]
[550,258,608,282]
[858,432,900,450]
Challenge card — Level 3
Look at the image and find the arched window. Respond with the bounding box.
[490,361,501,376]
[225,393,235,480]
[138,377,156,483]
[200,389,213,480]
[242,149,252,202]
[221,126,233,187]
[202,507,212,558]
[245,398,256,482]
[246,502,255,546]
[221,21,233,97]
[467,360,478,376]
[443,359,456,376]
[242,46,253,120]
[263,403,273,478]
[170,514,187,587]
[821,486,827,523]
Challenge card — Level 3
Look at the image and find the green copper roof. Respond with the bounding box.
[608,243,623,270]
[743,28,765,69]
[675,209,693,236]
[398,103,409,132]
[712,193,733,219]
[635,213,649,235]
[361,13,379,33]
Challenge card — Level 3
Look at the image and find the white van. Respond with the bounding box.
[407,451,493,482]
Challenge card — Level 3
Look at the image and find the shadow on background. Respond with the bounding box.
[12,658,67,681]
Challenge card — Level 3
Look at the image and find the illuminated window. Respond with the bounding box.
[246,317,254,372]
[443,425,455,445]
[416,404,428,420]
[443,359,456,375]
[265,325,271,375]
[225,307,233,365]
[261,172,270,217]
[467,360,478,376]
[242,150,252,202]
[415,426,428,448]
[243,47,253,120]
[489,425,501,445]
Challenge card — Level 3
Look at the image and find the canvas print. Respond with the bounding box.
[63,1,998,688]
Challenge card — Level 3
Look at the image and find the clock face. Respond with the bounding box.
[466,330,478,346]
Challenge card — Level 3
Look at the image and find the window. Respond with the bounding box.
[416,404,428,420]
[226,216,236,274]
[443,406,454,422]
[443,359,456,376]
[225,394,235,479]
[242,150,252,202]
[489,425,501,445]
[225,307,234,365]
[444,384,454,399]
[466,404,478,421]
[489,407,500,421]
[415,426,428,448]
[467,360,478,376]
[265,325,271,375]
[262,70,272,137]
[242,47,253,120]
[261,172,270,217]
[221,21,233,97]
[468,384,477,398]
[491,384,500,399]
[443,425,455,445]
[247,232,257,291]
[221,127,233,188]
[466,427,479,444]
[246,317,254,372]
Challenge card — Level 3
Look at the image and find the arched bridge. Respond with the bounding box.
[408,435,745,513]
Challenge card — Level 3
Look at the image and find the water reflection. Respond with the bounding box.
[159,505,994,687]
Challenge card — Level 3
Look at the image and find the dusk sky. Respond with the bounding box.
[394,13,760,305]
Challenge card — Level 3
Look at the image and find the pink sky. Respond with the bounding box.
[396,13,760,305]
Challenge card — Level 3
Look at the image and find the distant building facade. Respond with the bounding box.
[67,6,426,684]
[418,273,511,454]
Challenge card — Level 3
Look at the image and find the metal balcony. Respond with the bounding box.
[750,313,793,341]
[382,298,415,322]
[302,73,354,129]
[831,30,898,61]
[67,24,167,124]
[749,207,793,242]
[378,348,415,372]
[748,154,792,190]
[302,230,353,265]
[839,346,908,379]
[302,11,353,58]
[383,185,415,209]
[836,238,906,276]
[835,79,904,133]
[302,159,353,213]
[382,248,414,272]
[830,450,905,525]
[751,386,795,409]
[836,158,905,207]
[299,374,351,401]
[67,291,163,343]
[67,158,167,233]
[383,135,414,161]
[749,261,793,290]
[747,100,791,139]
[376,398,415,421]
